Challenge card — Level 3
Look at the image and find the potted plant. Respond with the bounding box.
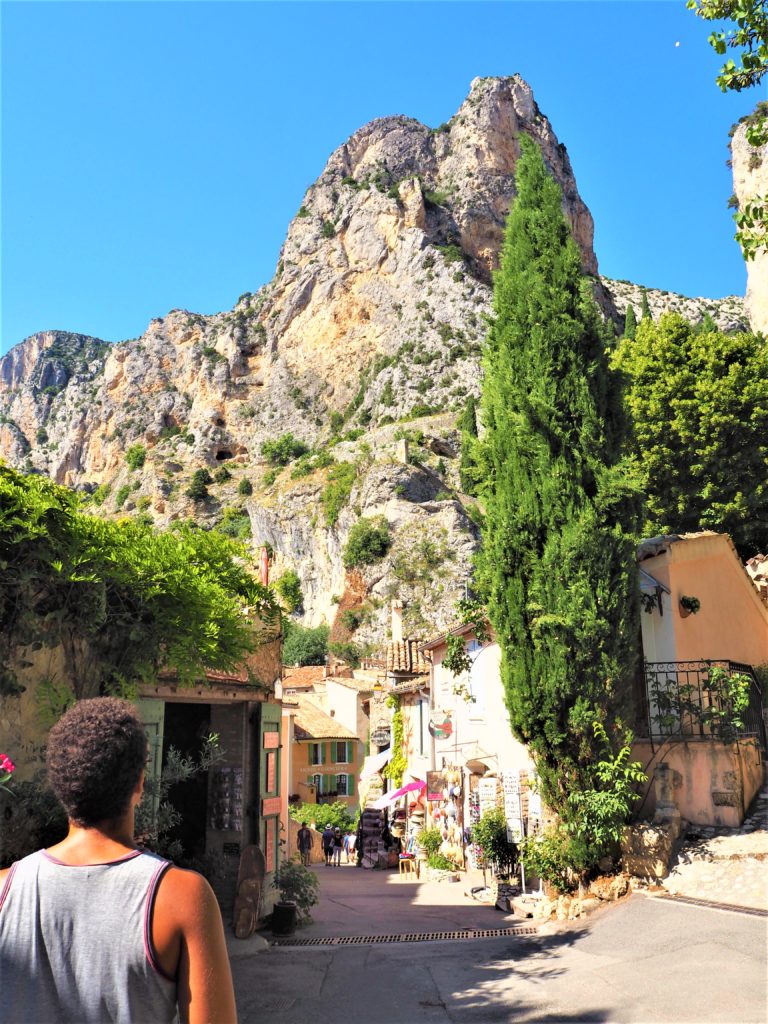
[271,857,320,934]
[678,595,701,618]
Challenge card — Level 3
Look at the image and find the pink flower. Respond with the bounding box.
[0,754,15,774]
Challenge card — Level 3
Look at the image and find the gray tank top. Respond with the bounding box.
[0,848,178,1023]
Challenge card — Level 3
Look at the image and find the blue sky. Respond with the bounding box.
[1,1,759,354]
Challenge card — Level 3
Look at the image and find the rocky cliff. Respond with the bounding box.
[0,76,749,652]
[731,113,768,335]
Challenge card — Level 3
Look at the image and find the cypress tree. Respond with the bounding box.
[623,303,637,340]
[640,289,652,322]
[476,136,642,828]
[458,395,479,494]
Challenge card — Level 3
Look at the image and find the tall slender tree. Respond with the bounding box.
[458,394,480,494]
[623,303,637,340]
[476,136,642,830]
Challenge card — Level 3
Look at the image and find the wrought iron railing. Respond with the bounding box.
[642,660,766,748]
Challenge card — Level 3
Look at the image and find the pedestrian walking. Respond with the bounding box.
[0,697,237,1024]
[321,824,334,866]
[296,823,313,867]
[343,830,356,864]
[332,827,343,866]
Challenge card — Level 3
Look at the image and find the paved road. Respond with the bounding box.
[663,783,768,911]
[231,895,767,1023]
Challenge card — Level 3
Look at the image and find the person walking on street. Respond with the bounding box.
[332,827,343,866]
[321,824,334,866]
[0,697,237,1024]
[343,830,356,864]
[296,823,313,867]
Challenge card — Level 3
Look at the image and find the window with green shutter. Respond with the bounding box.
[336,773,354,796]
[333,740,351,764]
[309,742,325,765]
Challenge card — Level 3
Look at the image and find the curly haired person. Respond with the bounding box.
[0,697,237,1024]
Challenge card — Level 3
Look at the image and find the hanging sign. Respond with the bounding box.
[371,727,390,746]
[428,711,453,739]
[426,769,450,802]
[478,777,498,816]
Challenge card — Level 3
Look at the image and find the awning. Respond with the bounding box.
[370,779,426,809]
[360,748,391,779]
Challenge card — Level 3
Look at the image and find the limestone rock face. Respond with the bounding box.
[731,121,768,334]
[0,76,749,648]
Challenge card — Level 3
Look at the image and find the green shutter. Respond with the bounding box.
[347,773,354,797]
[321,743,326,765]
[331,741,337,763]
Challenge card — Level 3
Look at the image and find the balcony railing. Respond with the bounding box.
[641,660,765,748]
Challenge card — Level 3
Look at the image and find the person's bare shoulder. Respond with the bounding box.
[0,867,10,884]
[155,864,220,929]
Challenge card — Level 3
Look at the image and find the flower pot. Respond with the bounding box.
[271,900,298,935]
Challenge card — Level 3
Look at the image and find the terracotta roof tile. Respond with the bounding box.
[390,673,430,694]
[283,666,325,688]
[292,697,357,741]
[386,639,430,675]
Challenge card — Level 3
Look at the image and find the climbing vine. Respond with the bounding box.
[381,694,406,787]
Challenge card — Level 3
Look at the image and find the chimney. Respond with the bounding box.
[391,600,404,643]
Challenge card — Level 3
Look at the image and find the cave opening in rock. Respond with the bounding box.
[215,450,233,461]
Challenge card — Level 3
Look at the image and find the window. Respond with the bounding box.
[336,774,354,796]
[311,773,323,792]
[418,700,426,756]
[333,740,351,764]
[309,743,324,766]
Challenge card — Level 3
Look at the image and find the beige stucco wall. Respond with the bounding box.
[401,695,430,784]
[633,737,764,828]
[324,679,363,740]
[431,642,533,777]
[640,534,768,668]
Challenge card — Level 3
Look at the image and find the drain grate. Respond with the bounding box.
[657,893,768,918]
[272,926,538,947]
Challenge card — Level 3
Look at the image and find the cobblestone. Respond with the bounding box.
[662,784,768,911]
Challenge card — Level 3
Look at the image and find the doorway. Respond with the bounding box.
[162,702,212,861]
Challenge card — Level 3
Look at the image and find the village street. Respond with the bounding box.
[229,864,767,1023]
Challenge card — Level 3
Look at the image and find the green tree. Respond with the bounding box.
[623,304,637,340]
[282,621,329,666]
[475,137,642,859]
[186,469,211,502]
[613,311,768,557]
[688,0,768,258]
[125,443,146,471]
[0,466,279,699]
[237,477,253,497]
[458,395,480,494]
[342,516,392,568]
[275,568,304,614]
[640,290,652,322]
[261,433,309,466]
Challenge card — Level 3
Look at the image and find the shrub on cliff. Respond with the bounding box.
[261,433,309,466]
[342,516,392,568]
[125,443,146,471]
